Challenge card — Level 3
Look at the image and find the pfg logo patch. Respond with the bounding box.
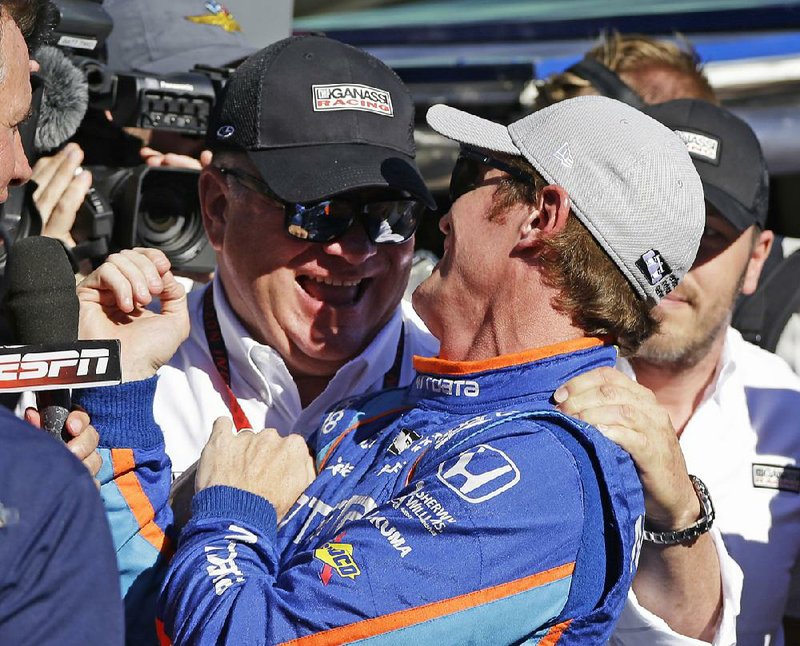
[437,444,520,503]
[636,249,672,286]
[313,84,394,116]
[314,540,361,585]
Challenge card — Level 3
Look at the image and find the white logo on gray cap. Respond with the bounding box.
[553,142,574,168]
[216,125,236,139]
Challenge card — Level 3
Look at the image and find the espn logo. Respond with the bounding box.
[0,340,122,392]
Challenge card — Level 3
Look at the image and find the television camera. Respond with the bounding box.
[0,0,228,276]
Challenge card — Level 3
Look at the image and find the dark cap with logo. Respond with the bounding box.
[643,99,769,231]
[104,0,256,75]
[208,35,435,208]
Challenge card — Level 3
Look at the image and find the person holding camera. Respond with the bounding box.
[0,1,123,643]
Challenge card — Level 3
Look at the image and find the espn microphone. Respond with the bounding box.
[6,236,79,441]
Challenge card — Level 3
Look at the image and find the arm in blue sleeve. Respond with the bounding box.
[74,377,174,645]
[159,431,588,645]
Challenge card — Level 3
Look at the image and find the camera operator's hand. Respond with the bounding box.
[140,147,213,170]
[77,248,190,382]
[32,143,92,248]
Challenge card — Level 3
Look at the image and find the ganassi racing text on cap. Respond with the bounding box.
[313,84,394,117]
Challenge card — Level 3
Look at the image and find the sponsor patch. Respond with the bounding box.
[313,84,394,116]
[676,130,720,165]
[388,428,421,456]
[415,375,480,397]
[203,525,257,596]
[367,514,413,557]
[636,249,672,287]
[437,444,520,503]
[391,481,457,536]
[752,463,800,493]
[314,537,361,585]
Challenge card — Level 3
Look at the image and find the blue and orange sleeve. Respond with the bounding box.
[158,430,586,645]
[75,378,175,646]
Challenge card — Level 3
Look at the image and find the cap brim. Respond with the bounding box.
[135,45,257,75]
[426,104,520,155]
[248,144,436,209]
[703,183,758,232]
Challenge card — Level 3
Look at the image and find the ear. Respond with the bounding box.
[199,167,229,252]
[517,184,571,249]
[741,228,774,295]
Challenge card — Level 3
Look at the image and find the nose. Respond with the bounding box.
[320,219,378,264]
[9,129,32,187]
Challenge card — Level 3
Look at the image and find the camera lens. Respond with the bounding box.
[136,170,206,266]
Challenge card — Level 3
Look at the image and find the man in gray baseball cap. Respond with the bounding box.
[77,94,705,642]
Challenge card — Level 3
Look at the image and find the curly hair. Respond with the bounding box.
[535,31,716,110]
[490,152,658,356]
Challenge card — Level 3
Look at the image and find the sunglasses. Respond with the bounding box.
[449,146,537,204]
[218,167,425,245]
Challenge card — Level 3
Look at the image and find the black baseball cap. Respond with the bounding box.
[643,99,769,231]
[208,35,436,209]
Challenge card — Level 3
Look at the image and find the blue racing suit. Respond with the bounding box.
[77,338,644,645]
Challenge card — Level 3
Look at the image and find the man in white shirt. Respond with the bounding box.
[153,35,438,478]
[558,100,800,645]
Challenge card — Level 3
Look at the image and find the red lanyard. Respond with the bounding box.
[203,286,253,432]
[202,285,406,434]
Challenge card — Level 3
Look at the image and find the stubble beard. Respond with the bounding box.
[634,268,746,371]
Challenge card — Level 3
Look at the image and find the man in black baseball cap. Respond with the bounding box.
[120,34,437,492]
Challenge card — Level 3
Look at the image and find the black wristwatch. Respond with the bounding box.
[642,475,715,545]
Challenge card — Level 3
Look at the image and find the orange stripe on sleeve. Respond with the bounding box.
[281,562,575,646]
[413,338,606,376]
[112,448,173,557]
[540,619,572,645]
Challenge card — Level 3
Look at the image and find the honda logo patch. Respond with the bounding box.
[753,463,800,493]
[437,444,520,503]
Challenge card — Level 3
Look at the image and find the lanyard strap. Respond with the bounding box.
[202,285,406,433]
[203,286,253,432]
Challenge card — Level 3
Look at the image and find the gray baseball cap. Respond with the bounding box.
[104,0,256,75]
[427,96,705,303]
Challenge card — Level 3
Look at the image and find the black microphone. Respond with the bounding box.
[32,45,89,153]
[5,236,79,441]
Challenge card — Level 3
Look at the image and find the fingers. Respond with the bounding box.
[82,451,103,479]
[32,144,86,226]
[78,249,172,312]
[65,421,99,462]
[43,170,92,243]
[64,409,91,438]
[199,150,213,168]
[556,367,655,417]
[24,407,41,428]
[160,153,202,170]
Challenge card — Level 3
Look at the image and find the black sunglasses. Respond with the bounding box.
[449,146,537,204]
[218,167,424,245]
